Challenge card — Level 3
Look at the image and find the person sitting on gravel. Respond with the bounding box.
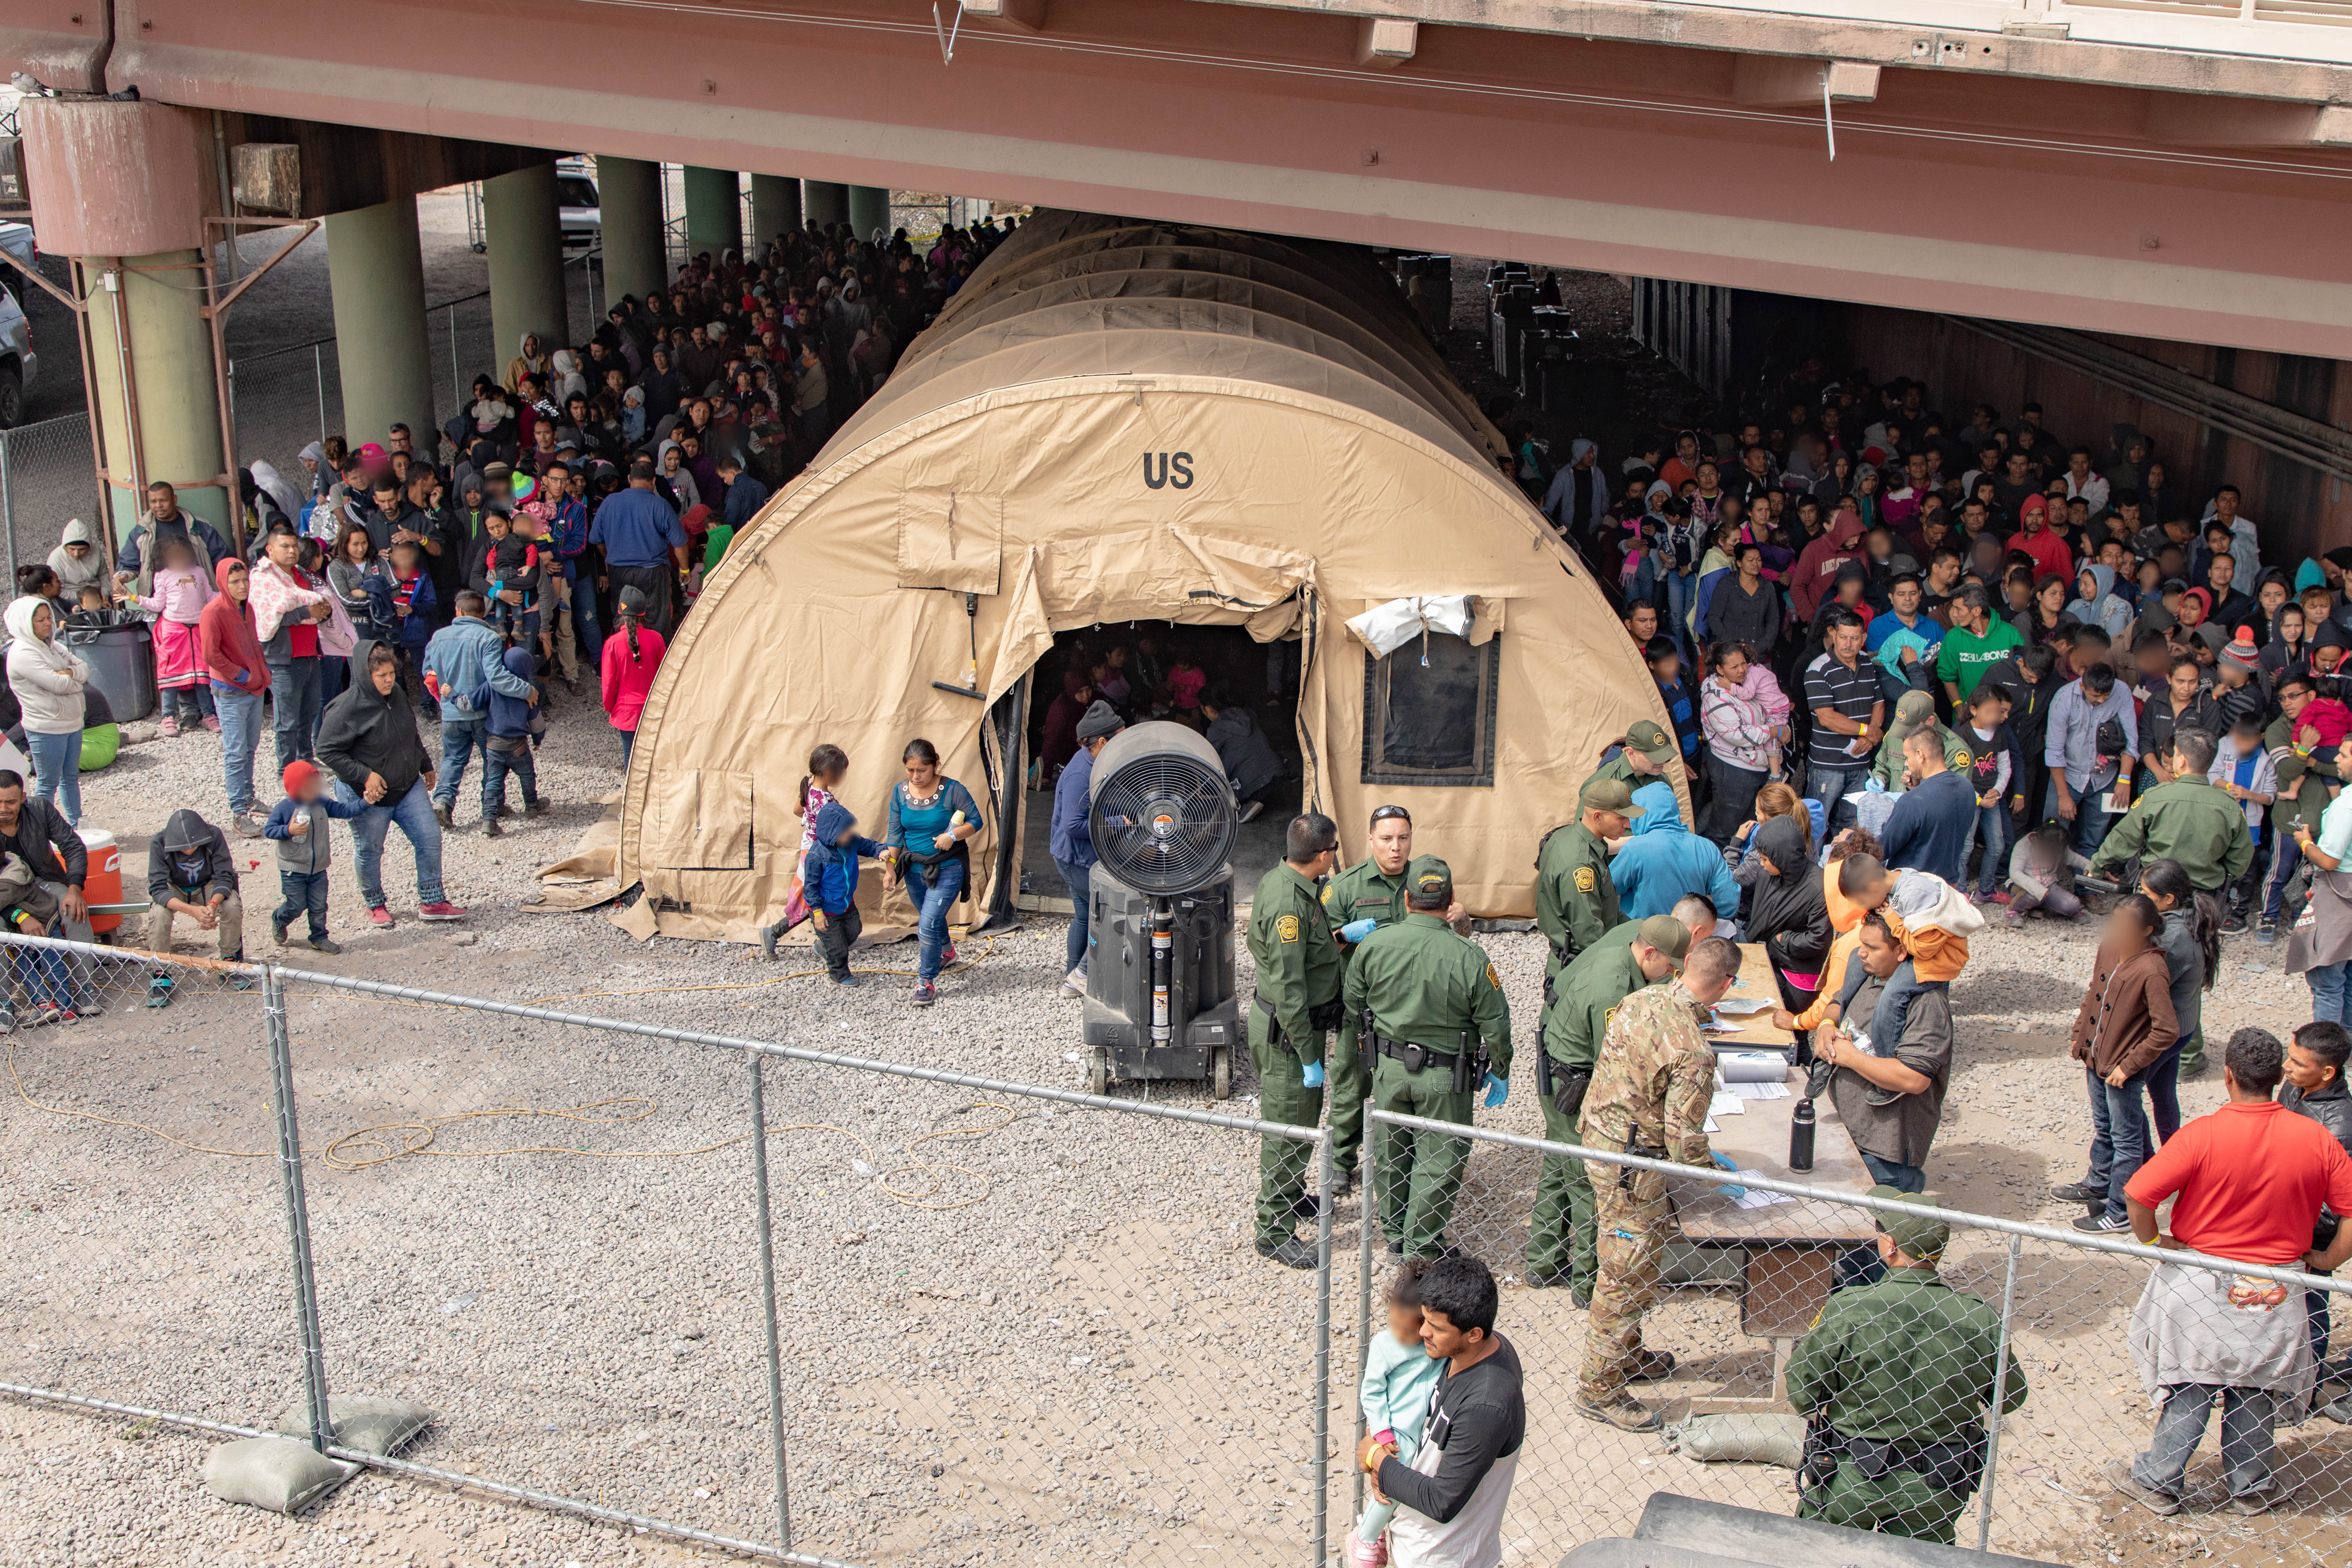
[140,807,255,1005]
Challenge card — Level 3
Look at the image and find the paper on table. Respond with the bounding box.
[1730,1171,1794,1209]
[1730,1080,1790,1100]
[1708,1090,1746,1118]
[1717,1051,1788,1083]
[1712,995,1777,1017]
[1704,1117,1720,1134]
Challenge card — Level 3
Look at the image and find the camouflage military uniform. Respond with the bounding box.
[1576,979,1716,1404]
[1245,860,1342,1249]
[1524,922,1656,1296]
[1343,911,1512,1258]
[1789,1265,2029,1543]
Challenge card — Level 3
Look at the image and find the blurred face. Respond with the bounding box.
[1369,816,1413,877]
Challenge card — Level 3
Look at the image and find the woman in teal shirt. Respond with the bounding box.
[884,738,983,1008]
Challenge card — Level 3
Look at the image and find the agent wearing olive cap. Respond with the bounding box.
[1788,1188,2028,1544]
[1247,812,1344,1271]
[1343,859,1512,1259]
[1582,719,1679,798]
[1322,805,1463,1193]
[1535,778,1639,1031]
[1525,913,1692,1304]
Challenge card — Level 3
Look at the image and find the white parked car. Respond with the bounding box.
[556,161,600,253]
[0,221,40,428]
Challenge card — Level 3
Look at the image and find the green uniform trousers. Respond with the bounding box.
[1800,1461,1970,1545]
[1250,1009,1325,1248]
[1523,1090,1597,1295]
[2177,1026,2205,1077]
[1329,1025,1368,1175]
[1579,1165,1669,1402]
[1370,1054,1473,1258]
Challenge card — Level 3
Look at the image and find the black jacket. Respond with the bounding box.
[0,797,87,890]
[317,639,432,801]
[2285,1080,2352,1160]
[145,808,238,904]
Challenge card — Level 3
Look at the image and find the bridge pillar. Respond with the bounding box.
[749,174,800,255]
[682,166,742,257]
[17,98,230,547]
[325,196,435,457]
[802,180,849,231]
[597,156,668,307]
[849,185,891,240]
[483,163,569,376]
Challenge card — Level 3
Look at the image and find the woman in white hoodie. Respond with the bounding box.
[5,595,89,825]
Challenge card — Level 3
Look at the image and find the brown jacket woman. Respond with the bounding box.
[2068,906,2180,1082]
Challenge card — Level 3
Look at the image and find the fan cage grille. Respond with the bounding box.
[1087,751,1240,896]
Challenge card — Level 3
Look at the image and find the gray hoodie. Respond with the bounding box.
[47,517,109,602]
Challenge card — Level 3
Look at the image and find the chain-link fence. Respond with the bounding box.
[0,411,99,581]
[0,931,1337,1566]
[1358,1109,2352,1568]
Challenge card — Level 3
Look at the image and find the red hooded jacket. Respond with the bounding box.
[198,557,269,693]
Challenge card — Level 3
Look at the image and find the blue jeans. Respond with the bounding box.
[483,741,538,817]
[22,728,80,827]
[163,682,216,725]
[435,716,491,814]
[275,869,330,941]
[1859,1151,1925,1193]
[334,776,446,910]
[1664,571,1694,659]
[903,855,966,982]
[211,681,265,815]
[1807,763,1869,837]
[316,655,347,728]
[619,728,636,770]
[10,927,71,1011]
[2262,832,2304,924]
[2312,962,2352,1027]
[1055,857,1093,975]
[265,652,321,774]
[565,561,605,665]
[2084,1063,2154,1224]
[2051,775,2112,859]
[1965,801,2010,897]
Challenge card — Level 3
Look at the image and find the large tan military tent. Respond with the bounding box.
[613,211,1675,941]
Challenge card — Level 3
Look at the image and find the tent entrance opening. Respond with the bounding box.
[1022,622,1304,907]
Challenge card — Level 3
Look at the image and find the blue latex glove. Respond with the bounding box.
[1301,1060,1326,1089]
[1709,1150,1741,1173]
[1482,1072,1508,1109]
[1339,918,1377,944]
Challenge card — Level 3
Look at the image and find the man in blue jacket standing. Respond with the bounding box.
[1054,699,1122,997]
[1609,780,1741,934]
[421,590,540,831]
[1880,729,1978,887]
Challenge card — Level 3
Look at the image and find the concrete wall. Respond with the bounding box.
[1829,305,2352,571]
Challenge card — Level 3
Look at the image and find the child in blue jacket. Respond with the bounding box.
[474,644,546,836]
[807,799,884,985]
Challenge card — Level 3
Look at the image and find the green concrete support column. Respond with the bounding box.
[483,164,569,370]
[748,174,800,254]
[802,180,849,231]
[597,156,667,307]
[84,251,230,542]
[849,185,891,240]
[325,196,435,455]
[682,166,742,257]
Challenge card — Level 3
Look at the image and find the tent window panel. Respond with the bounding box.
[1361,635,1498,788]
[642,769,757,870]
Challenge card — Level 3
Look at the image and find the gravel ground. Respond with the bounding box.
[3,259,2345,1568]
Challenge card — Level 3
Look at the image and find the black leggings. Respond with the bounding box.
[1704,756,1767,846]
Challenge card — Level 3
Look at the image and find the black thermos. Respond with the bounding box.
[1789,1096,1817,1172]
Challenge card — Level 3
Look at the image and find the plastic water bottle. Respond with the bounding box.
[1789,1096,1817,1172]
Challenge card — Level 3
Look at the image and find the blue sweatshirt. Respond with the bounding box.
[263,791,366,874]
[806,799,885,915]
[483,646,539,741]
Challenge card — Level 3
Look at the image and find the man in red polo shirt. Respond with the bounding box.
[2113,1027,2352,1516]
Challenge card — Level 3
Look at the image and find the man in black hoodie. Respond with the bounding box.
[317,640,466,929]
[140,807,253,1003]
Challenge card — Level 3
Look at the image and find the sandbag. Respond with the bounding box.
[1666,1412,1807,1467]
[272,1393,434,1457]
[203,1436,357,1514]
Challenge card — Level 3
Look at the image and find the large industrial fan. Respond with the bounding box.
[1081,722,1242,1098]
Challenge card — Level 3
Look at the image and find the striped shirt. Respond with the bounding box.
[1804,650,1882,770]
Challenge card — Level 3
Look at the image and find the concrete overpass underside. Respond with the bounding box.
[8,0,2352,359]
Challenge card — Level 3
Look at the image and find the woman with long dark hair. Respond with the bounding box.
[881,738,983,1008]
[2136,858,2220,1138]
[2054,894,2178,1233]
[1743,814,1832,1016]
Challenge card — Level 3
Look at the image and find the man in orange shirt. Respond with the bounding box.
[2114,1027,2352,1516]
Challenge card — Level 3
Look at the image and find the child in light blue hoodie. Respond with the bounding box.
[1352,1259,1443,1563]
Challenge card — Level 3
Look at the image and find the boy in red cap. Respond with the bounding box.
[262,759,366,953]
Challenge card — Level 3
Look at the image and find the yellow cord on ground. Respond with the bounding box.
[6,1041,1016,1209]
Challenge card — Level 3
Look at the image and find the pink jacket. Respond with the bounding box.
[137,563,213,624]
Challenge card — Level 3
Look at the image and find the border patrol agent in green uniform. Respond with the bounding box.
[1246,812,1344,1270]
[1789,1188,2028,1544]
[2088,729,2255,896]
[1579,719,1678,800]
[1343,859,1511,1259]
[1535,778,1640,1030]
[1323,805,1462,1193]
[1525,913,1691,1301]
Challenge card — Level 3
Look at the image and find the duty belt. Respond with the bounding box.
[1253,994,1344,1046]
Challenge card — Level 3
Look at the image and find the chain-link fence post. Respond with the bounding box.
[1975,1230,2023,1552]
[1312,1130,1334,1568]
[263,962,333,1452]
[1,422,15,583]
[747,1045,794,1555]
[312,342,327,448]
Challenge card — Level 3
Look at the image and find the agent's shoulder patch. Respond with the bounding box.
[1486,963,1501,991]
[1573,866,1597,893]
[1277,914,1301,944]
[1321,883,1337,909]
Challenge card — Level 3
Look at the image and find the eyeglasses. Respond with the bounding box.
[1370,805,1411,826]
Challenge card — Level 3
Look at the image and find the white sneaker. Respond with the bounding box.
[1063,967,1088,998]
